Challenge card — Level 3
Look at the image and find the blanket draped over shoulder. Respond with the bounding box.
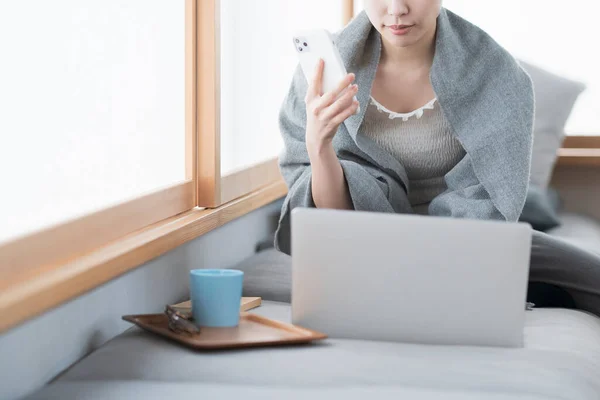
[275,8,534,254]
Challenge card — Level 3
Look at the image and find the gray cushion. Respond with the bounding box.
[28,302,600,400]
[232,249,291,303]
[519,61,586,189]
[548,213,600,255]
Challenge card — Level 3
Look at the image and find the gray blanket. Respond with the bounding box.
[275,8,534,254]
[274,9,600,316]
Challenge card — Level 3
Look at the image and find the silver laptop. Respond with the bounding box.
[291,208,532,347]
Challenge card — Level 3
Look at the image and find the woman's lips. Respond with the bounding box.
[388,24,414,35]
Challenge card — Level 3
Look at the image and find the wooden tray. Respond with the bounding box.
[122,312,327,350]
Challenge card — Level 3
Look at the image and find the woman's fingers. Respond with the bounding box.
[321,84,358,121]
[331,100,360,126]
[304,69,358,143]
[308,72,355,112]
[316,73,356,109]
[332,73,356,100]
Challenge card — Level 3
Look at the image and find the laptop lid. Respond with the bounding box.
[291,208,532,347]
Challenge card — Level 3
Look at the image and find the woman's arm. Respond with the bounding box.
[303,59,357,210]
[307,140,352,210]
[276,63,412,255]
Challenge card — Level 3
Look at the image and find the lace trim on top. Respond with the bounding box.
[370,96,438,121]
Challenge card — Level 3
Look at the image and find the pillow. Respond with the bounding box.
[518,61,586,189]
[231,248,292,303]
[519,185,561,231]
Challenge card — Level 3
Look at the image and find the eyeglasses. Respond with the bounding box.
[165,305,200,335]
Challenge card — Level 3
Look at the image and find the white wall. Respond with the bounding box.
[0,199,283,400]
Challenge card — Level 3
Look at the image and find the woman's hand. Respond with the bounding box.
[305,59,359,152]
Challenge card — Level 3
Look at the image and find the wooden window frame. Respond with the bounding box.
[557,135,600,167]
[0,180,287,333]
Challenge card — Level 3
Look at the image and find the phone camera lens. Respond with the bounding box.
[295,38,300,43]
[303,42,308,47]
[299,47,303,51]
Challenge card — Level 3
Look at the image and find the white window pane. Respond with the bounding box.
[356,1,599,135]
[220,0,344,176]
[0,1,186,244]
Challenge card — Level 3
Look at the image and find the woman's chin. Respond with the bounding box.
[383,33,418,48]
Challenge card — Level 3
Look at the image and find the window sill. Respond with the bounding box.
[556,135,600,167]
[557,148,600,167]
[0,180,288,333]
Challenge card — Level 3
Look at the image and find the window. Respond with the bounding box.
[220,0,344,176]
[0,0,197,281]
[0,0,192,245]
[354,1,600,135]
[0,0,353,333]
[217,0,347,203]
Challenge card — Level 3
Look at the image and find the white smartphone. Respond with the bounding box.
[292,29,360,114]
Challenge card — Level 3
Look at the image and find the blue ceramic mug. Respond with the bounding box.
[189,269,244,327]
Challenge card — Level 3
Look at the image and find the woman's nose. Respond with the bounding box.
[388,0,409,17]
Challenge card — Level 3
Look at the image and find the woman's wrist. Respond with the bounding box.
[306,136,334,160]
[307,135,351,210]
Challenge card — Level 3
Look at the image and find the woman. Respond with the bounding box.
[276,0,600,316]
